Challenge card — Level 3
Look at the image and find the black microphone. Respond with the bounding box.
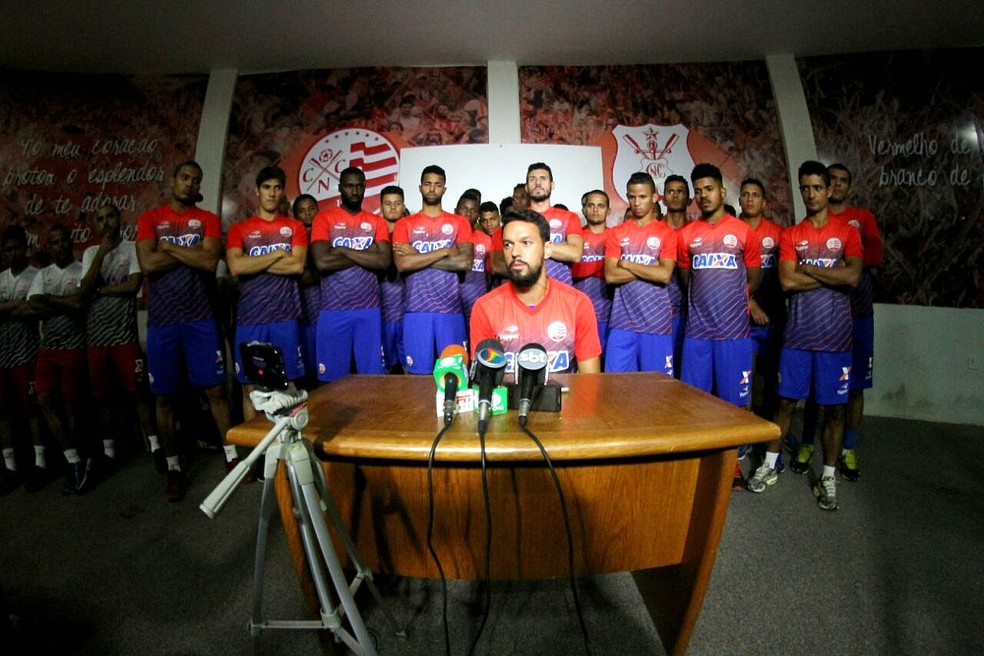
[470,338,507,434]
[515,343,549,426]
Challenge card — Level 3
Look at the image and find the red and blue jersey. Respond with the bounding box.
[780,218,863,352]
[393,211,473,314]
[490,206,582,285]
[665,221,688,318]
[747,218,785,325]
[469,279,601,374]
[461,229,491,313]
[226,215,306,326]
[605,220,677,335]
[831,207,881,318]
[572,229,611,324]
[677,215,760,340]
[311,207,390,311]
[136,204,222,327]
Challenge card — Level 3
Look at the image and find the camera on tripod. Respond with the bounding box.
[240,341,289,391]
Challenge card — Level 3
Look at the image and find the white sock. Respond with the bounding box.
[166,455,181,472]
[64,448,81,465]
[103,439,115,459]
[223,444,238,463]
[822,465,836,479]
[34,445,46,469]
[3,447,16,472]
[148,434,161,451]
[765,451,779,469]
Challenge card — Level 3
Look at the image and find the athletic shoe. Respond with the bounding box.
[747,462,779,493]
[152,448,167,474]
[775,451,786,474]
[24,465,49,493]
[782,432,799,453]
[732,460,746,491]
[61,460,92,495]
[790,444,814,475]
[165,470,187,503]
[737,444,750,461]
[813,475,838,511]
[0,469,21,496]
[839,449,860,482]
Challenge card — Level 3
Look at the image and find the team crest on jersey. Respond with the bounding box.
[549,219,563,230]
[646,236,661,250]
[762,237,775,249]
[188,219,202,229]
[723,234,738,248]
[280,226,293,237]
[546,321,568,343]
[612,123,695,203]
[475,244,486,256]
[441,224,454,236]
[298,128,399,206]
[826,238,843,251]
[360,222,373,233]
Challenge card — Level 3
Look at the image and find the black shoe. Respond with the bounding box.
[61,460,92,495]
[165,470,187,502]
[0,469,22,496]
[152,448,167,474]
[24,465,49,493]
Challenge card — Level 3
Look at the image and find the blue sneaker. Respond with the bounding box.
[737,444,750,461]
[775,451,786,474]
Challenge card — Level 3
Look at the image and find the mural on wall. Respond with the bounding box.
[519,64,791,225]
[799,49,983,308]
[222,67,488,227]
[0,71,207,259]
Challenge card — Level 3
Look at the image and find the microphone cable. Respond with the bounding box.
[426,423,453,656]
[466,422,494,656]
[520,424,592,656]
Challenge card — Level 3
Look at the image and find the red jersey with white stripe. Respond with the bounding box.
[830,207,881,317]
[393,211,473,314]
[226,215,307,325]
[605,220,677,335]
[572,228,611,323]
[310,207,389,310]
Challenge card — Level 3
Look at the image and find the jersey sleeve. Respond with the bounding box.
[27,268,45,298]
[676,224,692,269]
[860,210,883,267]
[573,292,602,363]
[468,297,497,359]
[392,217,410,244]
[79,246,97,282]
[779,227,797,263]
[203,211,223,239]
[372,216,390,243]
[455,216,473,244]
[604,225,622,260]
[135,209,156,242]
[310,209,331,242]
[225,222,244,250]
[844,224,863,260]
[490,227,502,252]
[290,220,309,249]
[742,223,762,268]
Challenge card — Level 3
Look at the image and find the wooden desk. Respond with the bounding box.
[228,373,779,656]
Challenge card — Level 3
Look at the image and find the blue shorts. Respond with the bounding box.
[750,325,776,356]
[671,314,686,379]
[146,319,226,395]
[316,308,385,383]
[680,337,752,407]
[597,321,609,354]
[403,312,467,375]
[233,321,305,385]
[301,321,318,378]
[851,316,874,391]
[778,348,851,405]
[383,319,404,370]
[605,329,673,376]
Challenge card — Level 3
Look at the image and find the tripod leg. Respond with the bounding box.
[250,443,283,650]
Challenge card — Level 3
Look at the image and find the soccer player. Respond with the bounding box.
[27,225,91,495]
[292,193,321,389]
[572,190,613,353]
[662,175,691,376]
[478,202,501,237]
[78,205,158,472]
[604,173,677,374]
[739,178,785,420]
[747,161,862,511]
[792,163,883,481]
[136,160,234,503]
[392,165,473,374]
[226,166,308,419]
[0,225,46,494]
[309,167,391,382]
[379,186,407,373]
[457,192,489,324]
[470,209,601,375]
[523,163,583,285]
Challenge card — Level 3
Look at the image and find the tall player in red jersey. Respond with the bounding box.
[747,161,862,511]
[470,210,601,375]
[573,190,612,355]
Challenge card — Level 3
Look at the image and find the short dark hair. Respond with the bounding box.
[740,177,767,199]
[799,160,831,186]
[339,166,366,181]
[513,183,527,194]
[457,190,480,204]
[499,197,514,215]
[827,162,852,184]
[663,175,690,196]
[1,224,28,247]
[255,165,286,188]
[526,162,553,181]
[380,185,404,199]
[421,164,446,182]
[48,223,71,240]
[627,172,657,193]
[292,194,318,215]
[581,189,610,205]
[97,204,121,220]
[173,160,203,177]
[553,203,568,211]
[690,163,723,185]
[479,201,499,214]
[501,209,550,243]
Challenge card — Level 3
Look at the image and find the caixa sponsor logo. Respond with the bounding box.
[248,244,291,256]
[621,253,655,265]
[761,253,777,268]
[162,234,201,247]
[412,239,452,253]
[332,236,373,249]
[504,349,570,373]
[691,252,737,269]
[802,257,838,268]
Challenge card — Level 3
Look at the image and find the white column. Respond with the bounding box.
[487,60,521,145]
[765,54,816,221]
[194,69,238,218]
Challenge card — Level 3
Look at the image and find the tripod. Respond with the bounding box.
[201,387,404,655]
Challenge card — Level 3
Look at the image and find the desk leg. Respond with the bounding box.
[631,448,735,656]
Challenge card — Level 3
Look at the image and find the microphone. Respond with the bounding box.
[470,338,507,433]
[433,344,469,426]
[515,342,549,426]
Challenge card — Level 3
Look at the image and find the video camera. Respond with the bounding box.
[239,341,289,391]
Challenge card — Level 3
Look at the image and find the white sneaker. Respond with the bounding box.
[812,475,838,511]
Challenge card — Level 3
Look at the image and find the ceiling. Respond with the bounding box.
[2,1,982,75]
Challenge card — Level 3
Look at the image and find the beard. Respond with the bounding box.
[508,259,544,287]
[528,190,550,203]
